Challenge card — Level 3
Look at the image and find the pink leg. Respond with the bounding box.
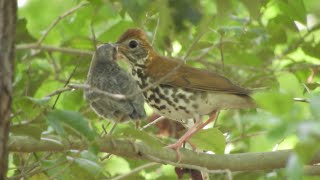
[166,112,217,161]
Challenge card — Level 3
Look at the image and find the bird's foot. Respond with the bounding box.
[166,140,185,162]
[186,140,197,151]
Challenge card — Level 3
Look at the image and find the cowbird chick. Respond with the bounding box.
[85,43,146,122]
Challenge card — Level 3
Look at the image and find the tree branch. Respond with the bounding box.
[0,0,16,178]
[16,43,93,56]
[8,136,320,174]
[37,2,89,45]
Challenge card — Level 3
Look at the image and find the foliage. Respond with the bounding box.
[10,0,320,179]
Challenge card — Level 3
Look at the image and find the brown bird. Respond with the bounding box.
[115,28,255,155]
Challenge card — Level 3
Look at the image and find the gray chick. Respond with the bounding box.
[85,43,146,122]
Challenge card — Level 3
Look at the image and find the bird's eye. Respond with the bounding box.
[128,40,138,49]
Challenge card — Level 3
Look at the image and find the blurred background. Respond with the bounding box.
[11,0,320,179]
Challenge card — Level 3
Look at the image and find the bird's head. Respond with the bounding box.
[95,43,116,62]
[116,28,154,65]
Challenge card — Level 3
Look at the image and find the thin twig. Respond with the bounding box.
[51,63,79,109]
[90,12,98,52]
[276,23,320,60]
[108,122,118,135]
[227,131,267,143]
[16,43,93,56]
[8,160,68,180]
[49,160,73,180]
[68,83,126,100]
[218,31,225,71]
[140,116,166,130]
[183,29,208,61]
[48,52,61,80]
[100,153,113,161]
[46,87,74,97]
[293,97,310,103]
[151,16,160,46]
[109,162,159,180]
[37,2,89,45]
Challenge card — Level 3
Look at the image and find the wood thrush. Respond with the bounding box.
[85,43,146,123]
[115,28,255,156]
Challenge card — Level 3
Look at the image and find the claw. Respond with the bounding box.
[166,112,218,162]
[166,141,184,162]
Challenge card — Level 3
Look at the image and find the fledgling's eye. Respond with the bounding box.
[128,40,138,49]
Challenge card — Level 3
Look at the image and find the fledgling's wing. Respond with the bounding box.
[116,70,146,119]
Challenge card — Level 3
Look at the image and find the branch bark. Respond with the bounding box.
[16,43,93,56]
[8,136,320,173]
[0,0,16,178]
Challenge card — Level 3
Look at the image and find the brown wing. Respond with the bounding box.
[146,56,251,95]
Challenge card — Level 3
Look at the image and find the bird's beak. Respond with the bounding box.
[114,43,119,50]
[114,43,125,61]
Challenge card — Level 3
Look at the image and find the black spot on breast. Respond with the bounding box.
[143,91,147,97]
[153,87,160,94]
[132,69,137,76]
[192,104,199,109]
[158,92,175,107]
[151,104,166,111]
[159,105,166,110]
[178,105,186,111]
[178,105,190,114]
[148,94,156,101]
[178,94,189,103]
[136,68,144,78]
[154,98,160,103]
[189,94,197,101]
[147,94,161,103]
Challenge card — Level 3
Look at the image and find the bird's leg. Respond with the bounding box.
[166,112,217,161]
[194,112,217,132]
[166,119,200,162]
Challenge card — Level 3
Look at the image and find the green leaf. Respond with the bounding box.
[277,72,303,97]
[253,91,293,115]
[104,156,131,176]
[12,96,50,122]
[285,0,306,23]
[74,157,102,175]
[115,126,163,149]
[190,41,213,52]
[26,96,51,106]
[120,0,150,23]
[16,18,37,43]
[240,0,263,19]
[59,91,84,111]
[295,121,320,162]
[99,21,135,42]
[10,122,47,140]
[189,128,225,154]
[302,42,320,59]
[47,110,97,141]
[19,0,76,39]
[230,52,262,66]
[310,96,320,119]
[40,157,71,179]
